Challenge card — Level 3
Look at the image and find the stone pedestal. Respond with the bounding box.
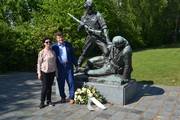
[86,80,137,105]
[74,73,137,105]
[55,73,137,105]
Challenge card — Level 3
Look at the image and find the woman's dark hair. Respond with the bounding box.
[42,37,51,43]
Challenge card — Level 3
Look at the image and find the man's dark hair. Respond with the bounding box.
[55,31,63,37]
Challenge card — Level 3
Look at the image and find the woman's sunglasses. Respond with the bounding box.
[45,41,51,44]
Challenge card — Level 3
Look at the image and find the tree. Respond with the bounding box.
[0,0,180,72]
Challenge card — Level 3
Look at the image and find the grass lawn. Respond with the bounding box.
[132,47,180,86]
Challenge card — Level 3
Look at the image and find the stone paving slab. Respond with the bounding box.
[0,72,180,120]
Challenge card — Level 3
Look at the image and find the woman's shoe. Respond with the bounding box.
[60,98,66,103]
[39,102,45,109]
[47,101,55,106]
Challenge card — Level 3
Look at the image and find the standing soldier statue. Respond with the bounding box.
[76,0,111,68]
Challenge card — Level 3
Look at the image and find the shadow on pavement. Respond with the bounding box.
[0,72,41,120]
[128,80,165,104]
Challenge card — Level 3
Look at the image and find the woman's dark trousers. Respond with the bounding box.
[41,71,55,103]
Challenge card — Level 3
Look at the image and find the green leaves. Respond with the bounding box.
[0,0,179,72]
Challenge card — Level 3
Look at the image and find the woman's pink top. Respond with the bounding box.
[37,48,57,74]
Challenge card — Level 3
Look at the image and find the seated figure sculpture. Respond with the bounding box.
[86,36,133,83]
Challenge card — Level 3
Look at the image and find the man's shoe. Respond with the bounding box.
[60,98,66,103]
[47,101,55,106]
[39,103,45,109]
[69,99,75,104]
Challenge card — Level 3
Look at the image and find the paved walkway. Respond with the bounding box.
[0,72,180,120]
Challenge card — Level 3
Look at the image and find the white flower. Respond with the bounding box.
[82,87,87,92]
[77,95,82,100]
[77,88,81,92]
[92,89,96,94]
[74,86,106,104]
[80,98,83,102]
[75,91,79,95]
[88,93,93,97]
[87,89,91,94]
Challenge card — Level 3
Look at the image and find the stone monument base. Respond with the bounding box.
[74,73,137,105]
[55,73,137,105]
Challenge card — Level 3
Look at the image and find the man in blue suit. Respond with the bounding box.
[52,31,77,104]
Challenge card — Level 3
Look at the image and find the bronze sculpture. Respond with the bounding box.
[68,1,133,84]
[77,0,111,68]
[87,36,133,83]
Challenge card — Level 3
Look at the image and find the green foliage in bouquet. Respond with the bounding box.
[74,85,106,104]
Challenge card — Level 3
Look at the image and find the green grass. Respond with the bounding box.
[132,47,180,86]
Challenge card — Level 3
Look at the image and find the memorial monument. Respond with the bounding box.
[68,0,137,105]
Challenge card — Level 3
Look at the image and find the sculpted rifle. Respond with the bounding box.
[67,13,102,36]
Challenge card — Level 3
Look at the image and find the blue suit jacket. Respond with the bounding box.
[52,41,77,70]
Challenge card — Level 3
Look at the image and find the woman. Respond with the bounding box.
[37,37,57,109]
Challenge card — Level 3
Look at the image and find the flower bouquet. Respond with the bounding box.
[74,85,106,104]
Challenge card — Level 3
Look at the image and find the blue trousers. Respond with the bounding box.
[57,64,75,99]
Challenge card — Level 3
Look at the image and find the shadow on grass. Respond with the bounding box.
[133,43,180,53]
[136,80,154,85]
[128,79,165,104]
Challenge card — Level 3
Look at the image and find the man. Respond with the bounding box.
[52,32,77,104]
[77,0,111,68]
[87,36,133,83]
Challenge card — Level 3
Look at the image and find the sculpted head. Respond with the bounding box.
[112,36,126,50]
[84,0,95,14]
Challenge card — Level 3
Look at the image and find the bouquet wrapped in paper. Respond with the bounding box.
[74,85,106,104]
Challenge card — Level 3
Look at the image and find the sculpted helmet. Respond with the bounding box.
[84,0,94,9]
[112,36,126,48]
